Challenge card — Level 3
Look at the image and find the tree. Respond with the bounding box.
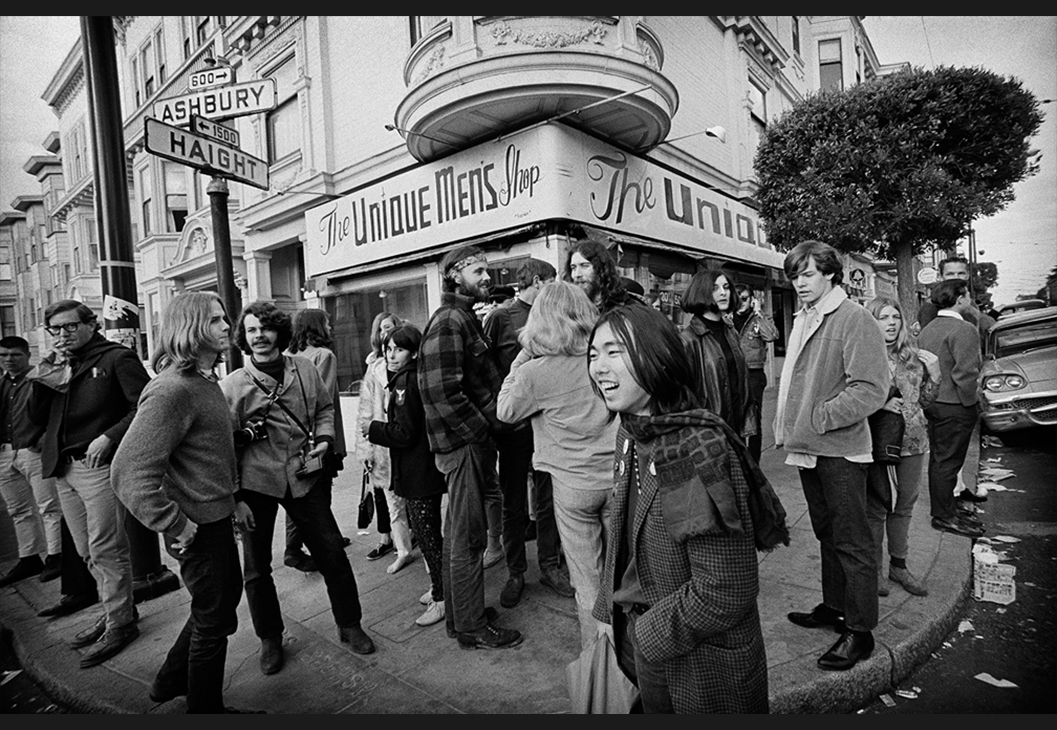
[754,66,1043,321]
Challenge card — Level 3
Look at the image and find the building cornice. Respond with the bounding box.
[42,38,85,117]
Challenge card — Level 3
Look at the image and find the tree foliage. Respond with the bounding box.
[754,66,1043,260]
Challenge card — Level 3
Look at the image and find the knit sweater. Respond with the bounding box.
[111,368,237,539]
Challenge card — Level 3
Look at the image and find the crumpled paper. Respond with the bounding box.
[25,350,72,393]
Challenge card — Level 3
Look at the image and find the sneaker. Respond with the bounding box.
[366,541,395,561]
[889,566,928,596]
[457,623,523,650]
[40,554,62,583]
[0,555,44,587]
[483,543,503,570]
[419,588,433,605]
[416,600,445,627]
[540,567,575,598]
[931,516,985,538]
[79,622,140,669]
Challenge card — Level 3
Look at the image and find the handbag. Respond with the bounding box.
[869,386,905,464]
[357,469,375,530]
[565,631,639,714]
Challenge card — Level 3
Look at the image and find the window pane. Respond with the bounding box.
[267,97,300,163]
[819,39,842,62]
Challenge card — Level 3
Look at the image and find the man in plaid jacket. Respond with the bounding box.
[418,245,522,651]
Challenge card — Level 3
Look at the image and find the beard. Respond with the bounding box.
[576,277,600,302]
[457,279,490,303]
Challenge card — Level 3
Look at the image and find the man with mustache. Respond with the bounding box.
[219,300,374,675]
[419,245,522,650]
[565,239,638,314]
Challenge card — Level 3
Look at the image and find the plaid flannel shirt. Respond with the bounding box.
[418,291,503,454]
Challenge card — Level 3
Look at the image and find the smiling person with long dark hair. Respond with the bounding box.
[586,303,787,714]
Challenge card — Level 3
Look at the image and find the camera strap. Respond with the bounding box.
[250,368,313,441]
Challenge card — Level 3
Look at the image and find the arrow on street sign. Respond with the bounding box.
[153,78,277,126]
[190,115,241,149]
[145,117,269,190]
[188,66,233,90]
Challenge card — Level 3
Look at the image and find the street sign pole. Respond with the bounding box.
[80,15,178,602]
[208,177,244,368]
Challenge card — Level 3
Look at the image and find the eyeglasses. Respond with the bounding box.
[44,322,84,336]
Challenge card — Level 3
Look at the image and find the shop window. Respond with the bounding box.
[819,39,843,92]
[325,280,429,393]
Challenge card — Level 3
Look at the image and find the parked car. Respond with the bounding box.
[997,299,1047,318]
[979,306,1057,432]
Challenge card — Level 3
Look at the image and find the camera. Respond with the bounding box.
[234,420,268,448]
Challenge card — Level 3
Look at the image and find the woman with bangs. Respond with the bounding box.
[864,297,940,598]
[586,303,786,714]
[679,268,753,440]
[496,281,618,650]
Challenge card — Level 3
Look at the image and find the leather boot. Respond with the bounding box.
[260,636,284,675]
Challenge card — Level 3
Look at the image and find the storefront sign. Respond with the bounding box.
[304,124,783,277]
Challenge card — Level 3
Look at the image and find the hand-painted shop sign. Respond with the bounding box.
[153,78,276,125]
[304,124,782,277]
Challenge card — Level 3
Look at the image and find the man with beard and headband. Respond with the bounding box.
[418,245,522,650]
[565,239,641,314]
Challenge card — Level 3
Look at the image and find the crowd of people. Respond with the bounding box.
[0,238,989,714]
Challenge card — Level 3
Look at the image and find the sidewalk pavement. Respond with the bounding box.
[0,386,975,713]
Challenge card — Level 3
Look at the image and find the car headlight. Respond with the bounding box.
[984,374,1026,392]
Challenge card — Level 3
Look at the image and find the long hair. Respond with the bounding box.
[680,267,738,316]
[151,292,228,374]
[289,309,332,353]
[565,239,627,305]
[235,301,292,355]
[370,311,402,357]
[866,297,917,368]
[519,281,598,358]
[589,304,701,416]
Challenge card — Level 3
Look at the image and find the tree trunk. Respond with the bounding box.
[895,239,920,327]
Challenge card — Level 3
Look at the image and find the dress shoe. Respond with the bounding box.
[540,567,575,598]
[39,553,62,583]
[889,566,928,596]
[787,604,846,632]
[338,623,376,654]
[817,630,874,671]
[80,622,140,669]
[38,592,99,618]
[447,607,498,638]
[366,541,395,561]
[500,574,525,608]
[0,555,44,587]
[149,677,186,703]
[260,636,285,675]
[69,615,107,649]
[283,551,318,573]
[931,516,984,538]
[457,623,523,650]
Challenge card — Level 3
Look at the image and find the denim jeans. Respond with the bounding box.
[436,441,498,634]
[0,445,62,557]
[798,457,878,632]
[153,518,242,713]
[240,480,363,639]
[549,474,611,650]
[56,460,135,630]
[867,453,925,564]
[617,610,674,714]
[925,402,978,521]
[494,428,560,575]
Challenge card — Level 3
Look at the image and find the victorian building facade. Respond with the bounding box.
[18,15,905,387]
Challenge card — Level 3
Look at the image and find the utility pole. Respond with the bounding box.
[80,15,178,601]
[208,177,244,368]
